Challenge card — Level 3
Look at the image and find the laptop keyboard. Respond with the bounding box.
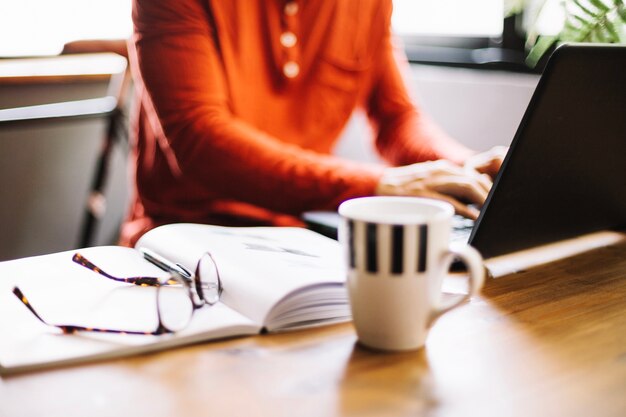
[451,215,474,244]
[303,210,476,244]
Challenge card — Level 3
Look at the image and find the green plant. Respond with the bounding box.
[507,0,626,67]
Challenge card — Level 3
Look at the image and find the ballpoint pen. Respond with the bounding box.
[139,247,193,279]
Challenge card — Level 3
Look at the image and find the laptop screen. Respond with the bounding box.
[469,44,626,258]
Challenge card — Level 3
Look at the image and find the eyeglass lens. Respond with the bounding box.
[157,274,194,332]
[196,253,221,305]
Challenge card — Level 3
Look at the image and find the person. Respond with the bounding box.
[119,0,504,247]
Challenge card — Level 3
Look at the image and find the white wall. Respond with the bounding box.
[334,63,540,161]
[410,64,539,151]
[0,62,539,261]
[0,79,130,261]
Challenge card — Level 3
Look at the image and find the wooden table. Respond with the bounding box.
[1,241,625,417]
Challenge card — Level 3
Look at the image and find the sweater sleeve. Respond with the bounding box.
[131,0,382,215]
[365,6,474,166]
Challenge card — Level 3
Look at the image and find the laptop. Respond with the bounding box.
[304,43,626,260]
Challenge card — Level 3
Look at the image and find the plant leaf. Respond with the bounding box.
[520,0,626,68]
[526,36,558,68]
[570,13,593,27]
[573,0,600,18]
[618,3,626,21]
[588,0,611,12]
[604,19,621,41]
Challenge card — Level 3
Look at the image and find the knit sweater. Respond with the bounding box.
[120,0,470,246]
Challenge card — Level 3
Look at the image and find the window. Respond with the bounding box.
[392,0,504,38]
[2,0,561,71]
[392,0,569,71]
[392,0,528,70]
[0,0,131,57]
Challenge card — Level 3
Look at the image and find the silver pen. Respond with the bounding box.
[139,247,193,279]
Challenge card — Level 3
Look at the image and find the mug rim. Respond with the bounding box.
[338,196,454,224]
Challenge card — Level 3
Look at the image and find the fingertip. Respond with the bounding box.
[453,204,479,221]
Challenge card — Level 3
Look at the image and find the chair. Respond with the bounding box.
[0,52,130,260]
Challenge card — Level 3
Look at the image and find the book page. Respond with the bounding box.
[0,246,258,375]
[136,224,348,327]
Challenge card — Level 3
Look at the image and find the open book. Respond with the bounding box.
[0,224,348,375]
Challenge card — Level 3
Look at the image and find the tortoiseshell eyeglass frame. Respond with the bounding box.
[12,252,223,336]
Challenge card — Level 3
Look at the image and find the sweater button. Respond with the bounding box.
[283,61,300,78]
[284,2,298,16]
[280,31,297,48]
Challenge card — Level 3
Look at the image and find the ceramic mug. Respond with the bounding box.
[338,196,485,351]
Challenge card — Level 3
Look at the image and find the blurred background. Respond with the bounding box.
[0,0,556,261]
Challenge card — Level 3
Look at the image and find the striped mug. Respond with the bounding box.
[338,196,485,351]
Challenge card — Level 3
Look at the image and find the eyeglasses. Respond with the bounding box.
[12,252,222,336]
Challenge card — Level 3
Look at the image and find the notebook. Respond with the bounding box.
[304,43,626,261]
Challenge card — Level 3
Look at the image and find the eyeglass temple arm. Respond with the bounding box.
[12,287,49,326]
[72,253,163,286]
[12,286,83,334]
[11,287,167,336]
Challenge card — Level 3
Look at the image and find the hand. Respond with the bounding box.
[464,146,508,180]
[375,160,492,219]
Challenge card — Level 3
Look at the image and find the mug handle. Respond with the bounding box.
[430,242,485,324]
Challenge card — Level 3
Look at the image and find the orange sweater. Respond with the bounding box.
[120,0,470,246]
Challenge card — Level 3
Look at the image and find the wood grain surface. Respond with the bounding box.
[1,242,625,417]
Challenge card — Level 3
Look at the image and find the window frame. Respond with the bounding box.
[398,13,538,73]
